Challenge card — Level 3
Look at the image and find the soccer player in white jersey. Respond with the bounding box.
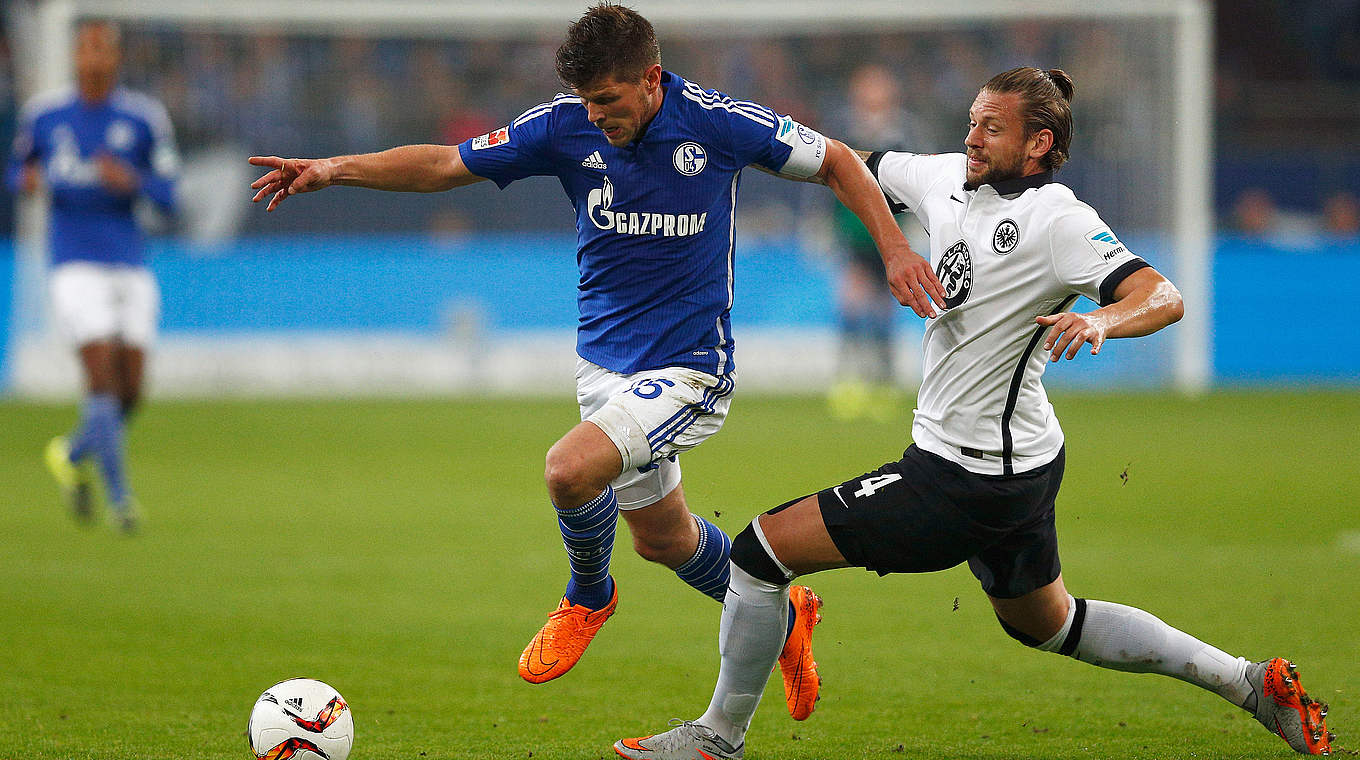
[248,4,945,718]
[614,67,1333,759]
[8,21,178,533]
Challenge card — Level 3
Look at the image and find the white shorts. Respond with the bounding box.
[577,357,736,511]
[49,262,160,348]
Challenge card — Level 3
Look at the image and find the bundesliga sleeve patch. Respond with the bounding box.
[1084,227,1128,261]
[471,126,511,150]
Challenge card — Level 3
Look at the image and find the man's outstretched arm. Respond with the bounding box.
[249,144,486,212]
[815,138,945,318]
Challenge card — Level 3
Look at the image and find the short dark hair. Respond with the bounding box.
[982,67,1075,171]
[555,3,661,90]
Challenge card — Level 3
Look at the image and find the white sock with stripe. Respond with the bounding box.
[1044,596,1252,707]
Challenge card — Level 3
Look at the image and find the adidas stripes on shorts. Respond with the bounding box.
[577,357,735,511]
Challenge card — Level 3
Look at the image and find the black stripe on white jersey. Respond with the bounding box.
[1001,295,1079,475]
[865,151,908,213]
[1098,258,1151,306]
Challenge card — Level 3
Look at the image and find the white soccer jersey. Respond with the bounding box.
[870,151,1150,475]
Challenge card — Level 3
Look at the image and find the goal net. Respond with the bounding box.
[7,0,1211,396]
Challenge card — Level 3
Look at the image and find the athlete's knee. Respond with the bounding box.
[543,446,596,503]
[545,432,623,504]
[730,519,793,586]
[84,371,117,395]
[542,448,573,495]
[996,595,1088,655]
[118,391,141,419]
[993,596,1069,647]
[79,343,117,392]
[995,613,1044,647]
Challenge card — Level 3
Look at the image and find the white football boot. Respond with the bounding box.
[614,720,743,760]
[1247,658,1333,755]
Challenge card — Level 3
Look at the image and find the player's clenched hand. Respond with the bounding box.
[884,250,946,319]
[249,156,334,212]
[1036,311,1108,361]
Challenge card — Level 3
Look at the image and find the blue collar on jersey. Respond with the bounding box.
[967,170,1054,195]
[625,70,682,148]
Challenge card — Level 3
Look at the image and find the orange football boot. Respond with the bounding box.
[519,584,618,683]
[777,585,822,720]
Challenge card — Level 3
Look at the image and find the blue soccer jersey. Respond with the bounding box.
[6,86,178,267]
[458,70,827,376]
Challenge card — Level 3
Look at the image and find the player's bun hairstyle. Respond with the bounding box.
[555,3,661,91]
[983,67,1075,171]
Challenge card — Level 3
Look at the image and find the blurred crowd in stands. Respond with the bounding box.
[2,1,1358,241]
[1,23,1158,164]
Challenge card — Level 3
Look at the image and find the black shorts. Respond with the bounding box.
[817,444,1065,599]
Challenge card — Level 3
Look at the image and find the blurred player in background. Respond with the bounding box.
[7,20,178,533]
[826,63,926,421]
[615,67,1333,759]
[249,2,945,716]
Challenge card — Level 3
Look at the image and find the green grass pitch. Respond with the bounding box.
[1,391,1356,759]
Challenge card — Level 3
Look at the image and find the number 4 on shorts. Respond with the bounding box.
[853,473,902,498]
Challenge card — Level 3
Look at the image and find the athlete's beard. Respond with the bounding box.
[964,150,1027,191]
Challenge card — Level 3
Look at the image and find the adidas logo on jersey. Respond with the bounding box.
[581,151,608,169]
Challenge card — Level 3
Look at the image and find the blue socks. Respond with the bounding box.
[675,515,733,602]
[559,487,618,609]
[67,393,129,507]
[675,516,794,637]
[559,498,733,609]
[558,495,795,638]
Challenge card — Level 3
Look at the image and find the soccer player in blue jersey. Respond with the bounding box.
[249,3,945,715]
[8,20,178,533]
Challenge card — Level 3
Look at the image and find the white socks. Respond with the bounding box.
[694,581,1256,750]
[1046,596,1252,708]
[697,563,790,746]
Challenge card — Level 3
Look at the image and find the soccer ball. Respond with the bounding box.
[247,678,354,760]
